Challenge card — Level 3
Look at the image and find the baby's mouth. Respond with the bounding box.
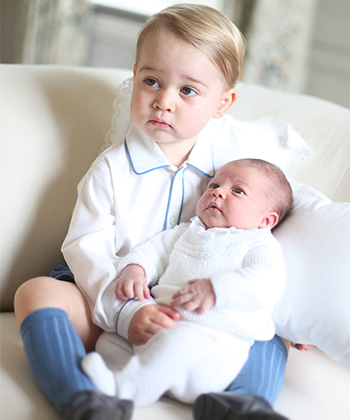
[207,202,222,213]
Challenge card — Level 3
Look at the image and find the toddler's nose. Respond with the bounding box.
[154,90,175,112]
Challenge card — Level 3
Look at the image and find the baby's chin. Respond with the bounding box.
[197,215,222,230]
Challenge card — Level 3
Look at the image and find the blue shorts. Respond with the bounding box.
[50,265,75,283]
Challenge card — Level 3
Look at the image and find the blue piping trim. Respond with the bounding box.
[186,144,216,178]
[163,166,185,230]
[187,163,215,178]
[177,167,186,224]
[125,139,170,175]
[125,138,216,230]
[115,298,136,333]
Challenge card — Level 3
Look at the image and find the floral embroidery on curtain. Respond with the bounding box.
[226,0,317,93]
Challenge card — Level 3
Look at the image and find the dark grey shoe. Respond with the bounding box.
[61,391,134,420]
[193,392,289,420]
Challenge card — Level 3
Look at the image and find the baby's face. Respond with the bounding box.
[196,163,278,230]
[130,31,231,153]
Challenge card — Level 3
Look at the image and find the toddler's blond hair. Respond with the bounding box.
[136,3,246,88]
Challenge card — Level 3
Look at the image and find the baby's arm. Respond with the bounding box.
[115,264,150,301]
[171,278,216,315]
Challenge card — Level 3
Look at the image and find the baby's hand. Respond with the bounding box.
[171,279,216,315]
[115,264,150,301]
[293,343,315,351]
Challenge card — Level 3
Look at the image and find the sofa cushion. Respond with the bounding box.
[1,312,350,420]
[233,83,350,203]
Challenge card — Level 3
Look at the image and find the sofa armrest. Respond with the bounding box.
[0,65,132,311]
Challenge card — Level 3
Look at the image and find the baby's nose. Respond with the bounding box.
[212,188,225,199]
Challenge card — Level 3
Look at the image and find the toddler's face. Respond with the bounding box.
[196,163,278,230]
[131,31,233,155]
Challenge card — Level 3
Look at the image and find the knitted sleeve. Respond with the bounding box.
[207,238,286,340]
[212,240,285,308]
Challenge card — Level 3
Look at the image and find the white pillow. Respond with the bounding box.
[102,78,133,153]
[226,116,313,179]
[273,181,350,368]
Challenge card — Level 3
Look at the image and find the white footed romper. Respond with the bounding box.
[84,217,285,406]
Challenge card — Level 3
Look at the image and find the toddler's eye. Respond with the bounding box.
[145,78,160,87]
[233,188,245,195]
[181,87,196,96]
[209,183,219,189]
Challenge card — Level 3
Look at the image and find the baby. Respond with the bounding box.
[82,158,293,411]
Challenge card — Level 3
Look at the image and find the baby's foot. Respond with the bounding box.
[82,352,117,396]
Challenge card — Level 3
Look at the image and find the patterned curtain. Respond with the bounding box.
[225,0,318,93]
[16,0,92,65]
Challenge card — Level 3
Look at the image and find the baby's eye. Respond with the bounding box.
[181,86,197,97]
[145,78,160,88]
[233,188,245,195]
[209,183,219,189]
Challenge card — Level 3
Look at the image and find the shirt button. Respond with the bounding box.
[169,215,177,226]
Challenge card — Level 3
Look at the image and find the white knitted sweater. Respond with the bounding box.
[117,217,286,342]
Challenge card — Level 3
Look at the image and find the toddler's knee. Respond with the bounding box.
[14,277,42,306]
[14,276,56,325]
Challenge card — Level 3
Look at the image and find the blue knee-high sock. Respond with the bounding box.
[20,307,96,410]
[226,335,288,405]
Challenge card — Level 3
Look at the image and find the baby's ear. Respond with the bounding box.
[212,88,237,119]
[259,211,279,230]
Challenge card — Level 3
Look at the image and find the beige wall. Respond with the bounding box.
[0,0,21,63]
[305,0,349,107]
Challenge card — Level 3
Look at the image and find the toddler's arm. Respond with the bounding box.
[171,278,216,315]
[115,264,150,301]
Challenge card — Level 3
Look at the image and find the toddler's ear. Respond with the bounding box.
[212,88,237,119]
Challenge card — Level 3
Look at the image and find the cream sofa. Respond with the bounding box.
[1,64,349,420]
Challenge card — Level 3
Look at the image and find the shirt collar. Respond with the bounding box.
[125,123,216,176]
[188,117,237,177]
[186,125,215,177]
[125,124,171,174]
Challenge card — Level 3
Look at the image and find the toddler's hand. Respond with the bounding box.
[115,264,150,301]
[128,304,180,345]
[171,278,216,315]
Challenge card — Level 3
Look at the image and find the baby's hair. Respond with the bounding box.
[136,3,246,88]
[226,159,293,228]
